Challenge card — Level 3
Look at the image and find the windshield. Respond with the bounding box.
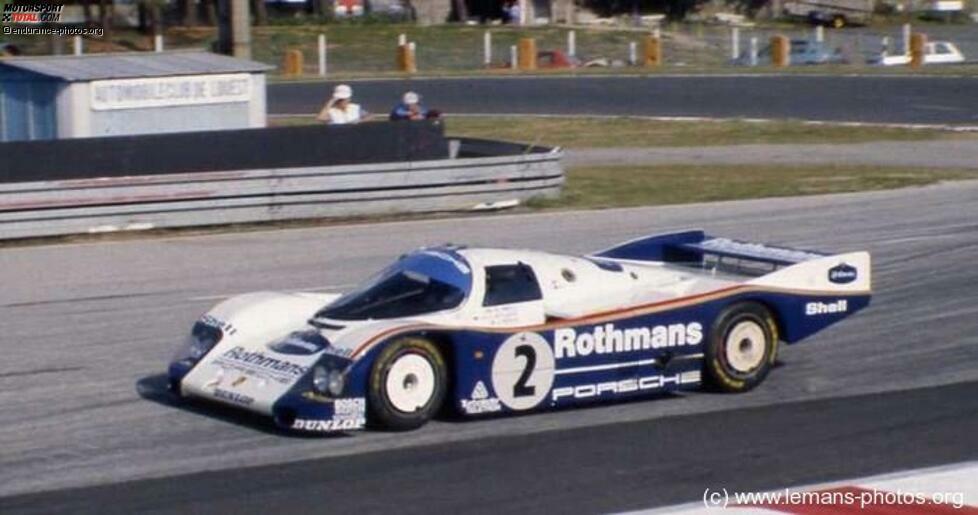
[316,250,471,320]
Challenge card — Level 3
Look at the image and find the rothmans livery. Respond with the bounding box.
[167,230,871,433]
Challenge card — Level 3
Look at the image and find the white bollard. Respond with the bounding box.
[318,34,327,77]
[398,33,407,46]
[73,35,82,55]
[881,36,890,55]
[815,25,824,42]
[749,36,758,67]
[510,45,517,69]
[154,34,163,52]
[902,23,911,54]
[409,41,416,64]
[629,41,637,66]
[567,30,576,57]
[731,27,739,60]
[484,30,492,66]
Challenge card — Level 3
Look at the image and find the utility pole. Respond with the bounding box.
[217,0,251,59]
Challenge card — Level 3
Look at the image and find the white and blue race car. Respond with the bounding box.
[168,230,871,433]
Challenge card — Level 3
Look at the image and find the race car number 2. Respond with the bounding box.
[491,332,555,410]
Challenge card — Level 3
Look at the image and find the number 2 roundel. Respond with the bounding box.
[491,332,555,411]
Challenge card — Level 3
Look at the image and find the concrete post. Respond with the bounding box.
[73,36,83,55]
[749,36,758,66]
[629,41,637,66]
[154,34,163,52]
[484,31,492,67]
[318,34,327,76]
[510,45,518,70]
[902,23,911,54]
[815,25,824,43]
[731,27,740,60]
[567,30,576,57]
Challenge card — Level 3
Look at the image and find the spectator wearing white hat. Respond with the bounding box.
[317,84,365,125]
[389,91,429,121]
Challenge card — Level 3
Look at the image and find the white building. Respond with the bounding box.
[0,51,272,142]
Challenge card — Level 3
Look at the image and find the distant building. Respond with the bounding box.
[0,51,272,142]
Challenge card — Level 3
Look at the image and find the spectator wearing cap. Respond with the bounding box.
[389,91,429,121]
[317,84,365,125]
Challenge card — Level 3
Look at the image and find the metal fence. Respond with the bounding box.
[225,22,978,74]
[0,135,563,240]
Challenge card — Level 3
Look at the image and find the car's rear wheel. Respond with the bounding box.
[704,302,779,393]
[368,336,447,431]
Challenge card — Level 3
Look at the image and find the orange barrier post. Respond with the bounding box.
[643,35,661,67]
[518,38,537,70]
[397,43,416,73]
[282,49,304,76]
[770,35,789,67]
[909,33,927,68]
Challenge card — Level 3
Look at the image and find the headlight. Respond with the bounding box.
[188,323,222,359]
[312,365,345,397]
[327,370,345,396]
[313,366,329,393]
[173,321,223,364]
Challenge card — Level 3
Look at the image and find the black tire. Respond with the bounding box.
[367,336,447,431]
[704,302,779,393]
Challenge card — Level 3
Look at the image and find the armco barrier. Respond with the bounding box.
[0,125,563,240]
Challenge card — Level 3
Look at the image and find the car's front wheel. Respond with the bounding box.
[368,336,447,431]
[704,302,779,393]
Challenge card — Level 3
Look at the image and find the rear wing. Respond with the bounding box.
[594,230,871,291]
[594,230,823,266]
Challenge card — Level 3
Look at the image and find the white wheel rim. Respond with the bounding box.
[725,321,767,373]
[385,353,436,413]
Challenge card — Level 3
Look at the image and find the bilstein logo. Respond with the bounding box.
[828,263,858,284]
[555,322,703,359]
[268,331,327,355]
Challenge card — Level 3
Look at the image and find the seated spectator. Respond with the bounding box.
[389,91,428,121]
[317,84,365,125]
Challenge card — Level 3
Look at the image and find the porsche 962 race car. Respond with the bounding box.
[168,230,871,433]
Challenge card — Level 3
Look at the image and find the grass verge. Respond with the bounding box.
[270,115,973,147]
[531,165,973,209]
[441,116,974,147]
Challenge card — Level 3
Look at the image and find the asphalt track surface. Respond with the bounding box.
[268,75,978,125]
[2,181,978,512]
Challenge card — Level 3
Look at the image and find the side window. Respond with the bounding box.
[483,264,542,306]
